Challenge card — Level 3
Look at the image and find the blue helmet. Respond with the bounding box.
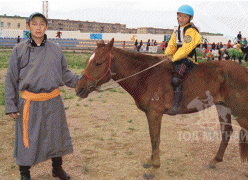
[177,5,194,16]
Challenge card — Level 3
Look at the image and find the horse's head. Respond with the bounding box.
[76,38,115,98]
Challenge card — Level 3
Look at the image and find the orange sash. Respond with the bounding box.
[21,88,60,148]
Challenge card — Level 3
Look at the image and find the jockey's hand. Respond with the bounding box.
[165,55,173,62]
[9,112,20,119]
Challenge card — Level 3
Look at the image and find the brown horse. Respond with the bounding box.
[219,48,230,60]
[76,38,248,178]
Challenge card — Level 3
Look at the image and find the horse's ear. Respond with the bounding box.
[96,40,105,47]
[107,38,114,48]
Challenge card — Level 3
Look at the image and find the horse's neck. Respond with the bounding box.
[111,49,141,80]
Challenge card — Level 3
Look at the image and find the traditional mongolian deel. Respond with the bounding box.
[5,38,80,166]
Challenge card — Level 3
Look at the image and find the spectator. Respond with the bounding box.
[215,46,221,61]
[134,39,138,51]
[242,38,247,47]
[146,39,150,51]
[56,31,62,39]
[138,40,143,52]
[216,43,219,50]
[17,35,20,43]
[202,40,208,58]
[237,31,242,41]
[211,42,216,50]
[161,41,166,52]
[122,41,125,50]
[227,40,232,49]
[219,42,223,49]
[206,49,213,61]
[154,40,158,46]
[150,39,154,46]
[164,40,168,49]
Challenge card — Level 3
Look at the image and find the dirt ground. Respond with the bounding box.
[0,68,248,180]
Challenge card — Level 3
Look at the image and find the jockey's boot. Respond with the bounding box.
[20,166,31,180]
[52,156,71,180]
[167,74,183,115]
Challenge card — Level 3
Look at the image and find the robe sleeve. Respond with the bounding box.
[61,53,80,88]
[5,47,20,114]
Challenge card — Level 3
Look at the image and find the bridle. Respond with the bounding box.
[80,51,114,89]
[80,50,169,92]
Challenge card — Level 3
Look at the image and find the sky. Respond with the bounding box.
[0,0,248,39]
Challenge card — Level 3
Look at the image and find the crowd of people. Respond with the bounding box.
[132,39,168,53]
[201,31,248,64]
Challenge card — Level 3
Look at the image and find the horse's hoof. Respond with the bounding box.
[143,163,151,168]
[243,172,248,178]
[143,173,154,179]
[207,163,216,169]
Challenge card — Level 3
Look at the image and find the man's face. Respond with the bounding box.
[177,13,191,26]
[28,17,47,39]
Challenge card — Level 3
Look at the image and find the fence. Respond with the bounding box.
[0,38,163,53]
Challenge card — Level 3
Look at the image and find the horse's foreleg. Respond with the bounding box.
[143,109,163,168]
[209,104,232,168]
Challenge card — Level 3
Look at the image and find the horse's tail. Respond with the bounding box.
[239,129,248,162]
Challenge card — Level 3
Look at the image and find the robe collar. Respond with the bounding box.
[29,34,47,47]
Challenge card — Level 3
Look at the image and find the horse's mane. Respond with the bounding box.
[113,47,161,63]
[112,47,173,71]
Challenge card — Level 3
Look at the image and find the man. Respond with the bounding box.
[5,12,80,180]
[227,40,232,49]
[237,31,242,41]
[164,5,201,115]
[56,31,62,39]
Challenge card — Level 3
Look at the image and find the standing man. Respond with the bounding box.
[5,12,80,180]
[146,39,150,51]
[56,31,62,39]
[161,41,166,52]
[17,35,21,43]
[237,31,242,41]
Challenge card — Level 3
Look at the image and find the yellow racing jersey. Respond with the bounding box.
[165,23,202,63]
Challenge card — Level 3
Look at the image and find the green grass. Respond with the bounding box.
[64,51,91,69]
[109,89,118,92]
[0,83,5,105]
[0,50,91,70]
[0,51,11,68]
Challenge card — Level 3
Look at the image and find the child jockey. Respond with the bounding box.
[165,5,202,115]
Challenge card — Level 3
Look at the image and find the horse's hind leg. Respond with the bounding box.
[209,104,233,168]
[236,117,248,163]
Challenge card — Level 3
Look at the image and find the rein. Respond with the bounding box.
[81,52,169,92]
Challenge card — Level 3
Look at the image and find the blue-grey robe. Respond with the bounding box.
[5,39,80,166]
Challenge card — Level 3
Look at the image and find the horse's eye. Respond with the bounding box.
[96,62,102,66]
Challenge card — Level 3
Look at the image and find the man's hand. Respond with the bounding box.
[9,112,20,119]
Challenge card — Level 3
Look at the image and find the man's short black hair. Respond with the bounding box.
[27,12,47,25]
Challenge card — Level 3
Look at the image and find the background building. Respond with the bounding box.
[0,15,27,30]
[0,14,223,37]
